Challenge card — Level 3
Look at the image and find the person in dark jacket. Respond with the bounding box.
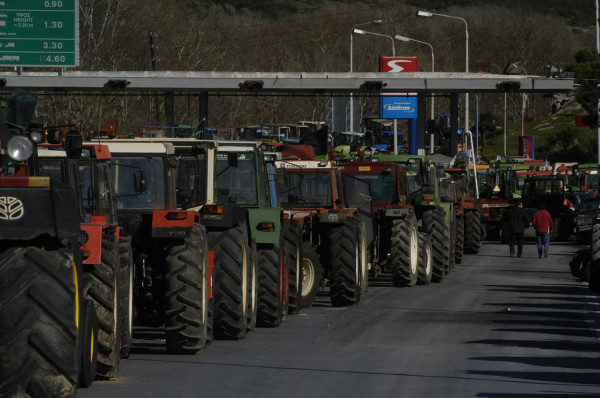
[504,200,531,257]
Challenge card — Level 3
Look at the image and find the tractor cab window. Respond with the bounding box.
[278,169,333,208]
[351,173,397,203]
[111,157,166,210]
[176,154,207,208]
[216,151,258,205]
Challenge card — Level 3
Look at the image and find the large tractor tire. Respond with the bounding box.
[118,235,134,359]
[165,224,209,354]
[356,217,369,295]
[422,207,449,283]
[82,235,120,379]
[455,212,465,265]
[300,242,322,309]
[446,214,456,274]
[0,247,79,397]
[208,223,250,339]
[417,232,433,285]
[589,224,600,292]
[256,245,285,327]
[329,218,361,307]
[464,210,482,253]
[78,299,99,388]
[389,212,419,287]
[246,240,258,333]
[284,220,303,314]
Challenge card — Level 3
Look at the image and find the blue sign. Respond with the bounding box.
[380,96,418,119]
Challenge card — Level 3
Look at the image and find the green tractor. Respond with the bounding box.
[369,154,455,282]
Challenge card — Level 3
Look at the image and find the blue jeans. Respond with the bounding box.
[536,233,550,252]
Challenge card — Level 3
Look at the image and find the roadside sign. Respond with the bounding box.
[0,0,79,67]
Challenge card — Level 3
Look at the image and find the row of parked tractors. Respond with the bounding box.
[0,89,483,397]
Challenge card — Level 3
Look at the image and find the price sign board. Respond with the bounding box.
[0,0,79,67]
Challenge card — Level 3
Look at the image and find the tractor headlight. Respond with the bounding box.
[29,130,44,143]
[7,136,34,161]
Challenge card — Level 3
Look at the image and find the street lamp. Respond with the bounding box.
[353,29,395,56]
[353,29,397,152]
[350,19,382,133]
[395,34,435,153]
[417,10,469,135]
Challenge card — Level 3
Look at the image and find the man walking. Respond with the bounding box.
[504,200,530,257]
[532,202,553,258]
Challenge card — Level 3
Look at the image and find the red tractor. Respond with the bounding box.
[275,148,372,308]
[342,160,432,286]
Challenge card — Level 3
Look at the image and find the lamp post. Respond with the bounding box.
[353,29,396,56]
[395,35,435,154]
[353,29,397,152]
[417,10,469,135]
[350,20,382,133]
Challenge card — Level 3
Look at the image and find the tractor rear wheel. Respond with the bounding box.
[165,224,209,354]
[78,299,98,388]
[284,220,303,314]
[246,240,258,333]
[390,212,418,287]
[300,242,321,309]
[464,209,482,254]
[83,235,120,379]
[256,245,284,327]
[423,207,448,283]
[330,218,361,306]
[417,232,433,285]
[0,247,79,397]
[455,212,464,264]
[208,223,250,339]
[118,235,133,359]
[589,225,600,292]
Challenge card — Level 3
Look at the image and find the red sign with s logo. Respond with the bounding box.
[379,57,419,73]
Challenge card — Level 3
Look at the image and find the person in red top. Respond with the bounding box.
[531,202,554,258]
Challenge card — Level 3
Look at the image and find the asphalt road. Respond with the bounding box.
[79,241,600,398]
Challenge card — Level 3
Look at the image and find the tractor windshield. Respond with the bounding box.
[111,157,166,209]
[277,169,333,208]
[216,151,258,205]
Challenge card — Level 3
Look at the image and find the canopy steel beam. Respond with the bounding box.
[0,70,573,94]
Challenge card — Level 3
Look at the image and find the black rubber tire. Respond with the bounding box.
[581,255,591,282]
[390,212,419,287]
[246,240,258,333]
[256,245,284,327]
[284,220,303,314]
[300,242,322,309]
[455,212,465,264]
[464,210,482,254]
[118,235,133,359]
[417,232,433,285]
[446,210,456,274]
[329,218,361,306]
[356,217,369,295]
[422,207,448,283]
[591,224,600,262]
[589,224,600,291]
[0,247,79,397]
[82,235,120,379]
[79,299,98,388]
[208,223,250,340]
[164,223,209,354]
